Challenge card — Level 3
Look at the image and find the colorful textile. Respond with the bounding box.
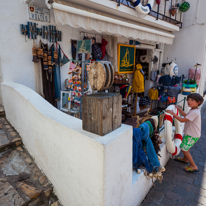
[159,75,172,86]
[188,68,201,85]
[133,128,151,172]
[157,85,164,96]
[139,123,160,172]
[125,86,132,98]
[100,38,108,60]
[148,88,158,100]
[92,42,102,60]
[145,121,154,137]
[167,96,176,104]
[139,96,150,105]
[119,85,127,98]
[167,86,181,98]
[132,64,144,93]
[180,135,199,151]
[54,45,61,99]
[147,118,156,131]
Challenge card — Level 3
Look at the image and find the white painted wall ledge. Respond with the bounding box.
[2,82,171,206]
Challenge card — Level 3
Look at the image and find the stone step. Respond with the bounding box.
[0,116,22,153]
[0,147,61,206]
[0,116,62,206]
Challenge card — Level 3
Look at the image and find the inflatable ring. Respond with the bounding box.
[131,0,154,15]
[164,105,183,156]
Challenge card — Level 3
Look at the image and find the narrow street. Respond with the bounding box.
[0,111,61,206]
[141,121,206,206]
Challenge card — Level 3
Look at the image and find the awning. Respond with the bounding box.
[47,0,175,45]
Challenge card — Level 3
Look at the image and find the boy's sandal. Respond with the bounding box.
[174,157,189,164]
[183,166,199,173]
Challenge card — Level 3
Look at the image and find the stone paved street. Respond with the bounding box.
[141,116,206,206]
[0,110,62,206]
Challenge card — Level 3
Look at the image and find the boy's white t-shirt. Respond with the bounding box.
[183,108,201,137]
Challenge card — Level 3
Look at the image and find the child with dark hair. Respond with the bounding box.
[166,93,204,173]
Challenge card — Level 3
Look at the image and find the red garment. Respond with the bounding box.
[101,38,108,60]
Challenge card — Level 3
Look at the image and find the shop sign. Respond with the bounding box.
[118,44,136,73]
[77,39,92,54]
[28,6,50,22]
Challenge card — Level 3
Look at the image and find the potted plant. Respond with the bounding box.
[183,79,197,88]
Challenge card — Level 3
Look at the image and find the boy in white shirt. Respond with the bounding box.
[166,93,204,173]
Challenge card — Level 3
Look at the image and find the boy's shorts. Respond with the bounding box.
[180,135,199,151]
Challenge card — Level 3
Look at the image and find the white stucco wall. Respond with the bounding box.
[0,0,166,105]
[163,0,206,94]
[2,82,171,206]
[0,0,88,96]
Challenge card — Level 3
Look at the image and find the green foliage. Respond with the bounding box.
[183,79,196,84]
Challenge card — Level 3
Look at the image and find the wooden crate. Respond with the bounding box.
[82,93,122,136]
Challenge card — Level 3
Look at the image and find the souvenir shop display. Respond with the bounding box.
[182,63,201,95]
[67,61,89,115]
[156,61,181,108]
[182,79,197,95]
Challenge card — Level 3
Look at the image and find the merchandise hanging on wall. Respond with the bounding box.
[118,44,135,73]
[20,22,62,42]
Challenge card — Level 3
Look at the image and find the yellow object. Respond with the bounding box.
[148,88,158,100]
[132,64,144,93]
[68,97,70,101]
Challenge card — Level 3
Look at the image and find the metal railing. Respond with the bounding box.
[113,0,182,28]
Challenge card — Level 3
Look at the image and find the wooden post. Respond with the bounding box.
[133,93,138,117]
[150,100,153,112]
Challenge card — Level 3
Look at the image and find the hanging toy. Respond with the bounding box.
[179,1,190,12]
[53,51,58,63]
[32,48,38,62]
[78,92,82,98]
[37,48,43,59]
[43,51,48,62]
[43,62,48,70]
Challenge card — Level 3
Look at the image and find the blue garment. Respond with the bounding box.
[54,45,61,99]
[139,123,160,172]
[133,128,150,172]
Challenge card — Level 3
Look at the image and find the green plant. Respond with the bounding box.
[183,79,196,84]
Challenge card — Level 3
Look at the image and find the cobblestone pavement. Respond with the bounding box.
[0,113,62,206]
[141,131,206,205]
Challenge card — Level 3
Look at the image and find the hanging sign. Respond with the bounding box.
[77,39,92,54]
[118,44,136,73]
[28,6,50,22]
